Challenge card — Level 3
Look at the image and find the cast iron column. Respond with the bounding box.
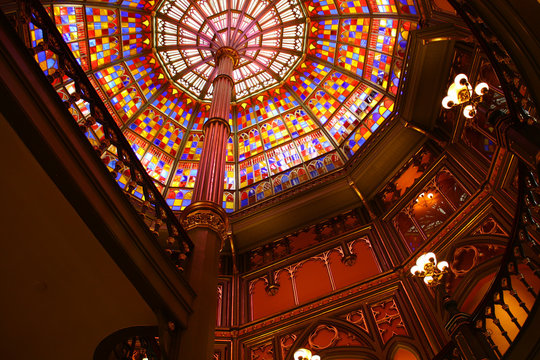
[178,47,237,360]
[192,47,236,203]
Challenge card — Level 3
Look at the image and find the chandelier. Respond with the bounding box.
[410,252,449,286]
[294,348,321,360]
[442,74,489,118]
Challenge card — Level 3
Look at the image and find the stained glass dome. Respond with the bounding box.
[155,0,308,100]
[37,0,420,213]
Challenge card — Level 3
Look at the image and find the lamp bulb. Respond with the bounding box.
[437,261,449,271]
[312,356,321,360]
[474,82,489,96]
[294,348,311,360]
[416,254,427,267]
[442,96,454,109]
[463,105,476,118]
[424,276,434,285]
[425,252,436,264]
[454,73,468,87]
[411,265,420,275]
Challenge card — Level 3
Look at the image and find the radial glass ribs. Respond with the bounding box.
[155,0,308,101]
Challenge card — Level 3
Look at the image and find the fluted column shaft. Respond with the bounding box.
[192,49,235,204]
[177,48,236,360]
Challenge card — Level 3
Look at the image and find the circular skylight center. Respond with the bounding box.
[155,0,308,101]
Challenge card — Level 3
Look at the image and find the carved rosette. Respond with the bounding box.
[180,201,229,242]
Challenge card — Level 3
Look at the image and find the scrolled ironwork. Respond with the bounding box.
[13,0,194,271]
[434,163,540,359]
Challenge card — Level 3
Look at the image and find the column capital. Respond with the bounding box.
[203,117,231,137]
[180,201,229,242]
[215,47,239,67]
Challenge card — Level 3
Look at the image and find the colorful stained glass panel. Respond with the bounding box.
[89,36,120,69]
[287,61,330,102]
[124,130,149,159]
[126,55,167,99]
[225,164,235,190]
[166,189,192,210]
[240,182,272,208]
[95,64,130,97]
[295,130,334,162]
[308,39,336,63]
[223,191,235,212]
[283,109,319,138]
[396,21,418,58]
[369,18,398,54]
[322,72,359,102]
[141,147,173,184]
[267,143,302,175]
[340,18,370,47]
[260,118,291,151]
[364,50,392,88]
[309,20,338,41]
[337,44,366,77]
[345,84,383,119]
[86,7,118,38]
[53,6,85,43]
[153,120,184,156]
[306,0,339,16]
[273,167,310,194]
[238,129,264,161]
[307,90,340,124]
[180,133,204,161]
[128,109,162,140]
[239,155,269,188]
[324,108,360,143]
[337,0,369,13]
[151,89,193,128]
[368,0,398,13]
[397,0,417,15]
[110,86,143,122]
[171,162,198,188]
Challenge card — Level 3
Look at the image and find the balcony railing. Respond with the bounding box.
[8,0,193,271]
[434,164,540,359]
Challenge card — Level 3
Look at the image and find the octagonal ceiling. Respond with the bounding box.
[37,0,420,213]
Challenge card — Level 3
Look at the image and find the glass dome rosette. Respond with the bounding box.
[154,0,309,101]
[37,0,420,213]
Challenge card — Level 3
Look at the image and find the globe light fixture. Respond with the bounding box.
[410,252,449,286]
[442,73,489,119]
[415,192,434,204]
[294,348,321,360]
